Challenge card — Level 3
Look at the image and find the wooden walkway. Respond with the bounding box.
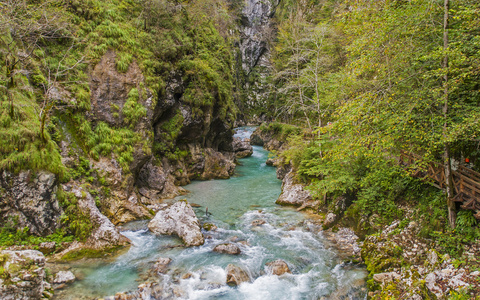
[400,153,480,219]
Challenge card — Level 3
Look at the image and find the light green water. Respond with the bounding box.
[56,127,367,300]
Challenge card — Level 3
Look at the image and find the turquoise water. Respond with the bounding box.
[56,127,367,299]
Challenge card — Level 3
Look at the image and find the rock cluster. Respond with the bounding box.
[148,201,204,247]
[0,250,52,300]
[363,220,479,298]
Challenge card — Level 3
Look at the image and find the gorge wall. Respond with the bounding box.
[0,0,252,255]
[236,0,279,123]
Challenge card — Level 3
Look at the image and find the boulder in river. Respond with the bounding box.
[148,201,204,247]
[53,271,76,284]
[226,264,250,286]
[213,243,241,255]
[232,137,253,158]
[266,259,291,276]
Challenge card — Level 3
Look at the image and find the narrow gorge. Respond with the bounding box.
[2,0,480,299]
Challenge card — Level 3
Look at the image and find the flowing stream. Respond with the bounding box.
[56,127,367,300]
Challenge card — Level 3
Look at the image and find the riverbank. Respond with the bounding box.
[250,122,480,299]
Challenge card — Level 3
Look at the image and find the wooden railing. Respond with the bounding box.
[400,153,480,219]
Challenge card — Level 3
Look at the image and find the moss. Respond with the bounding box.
[122,88,147,128]
[61,245,124,261]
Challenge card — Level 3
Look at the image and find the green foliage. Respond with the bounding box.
[260,122,303,142]
[0,216,74,247]
[0,87,66,179]
[456,210,477,229]
[122,88,147,128]
[60,244,123,261]
[57,189,94,242]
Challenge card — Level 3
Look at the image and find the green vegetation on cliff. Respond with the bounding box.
[0,0,239,244]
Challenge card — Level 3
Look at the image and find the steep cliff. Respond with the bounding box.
[236,0,279,123]
[0,0,242,254]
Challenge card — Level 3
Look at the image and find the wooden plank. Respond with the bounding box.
[454,172,480,190]
[452,193,464,202]
[461,198,476,210]
[455,175,480,195]
[458,165,480,181]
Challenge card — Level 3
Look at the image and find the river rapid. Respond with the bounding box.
[56,127,367,300]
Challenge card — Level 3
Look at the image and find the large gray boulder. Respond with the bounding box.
[0,170,61,236]
[0,250,50,300]
[148,201,204,247]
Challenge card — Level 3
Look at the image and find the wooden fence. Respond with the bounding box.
[400,153,480,219]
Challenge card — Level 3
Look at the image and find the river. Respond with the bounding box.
[56,127,367,300]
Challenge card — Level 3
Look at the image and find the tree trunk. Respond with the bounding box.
[443,0,456,228]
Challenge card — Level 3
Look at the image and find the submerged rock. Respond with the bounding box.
[152,257,172,274]
[265,259,291,276]
[213,243,241,255]
[148,201,204,247]
[0,250,50,300]
[226,264,250,286]
[251,219,266,226]
[203,222,218,231]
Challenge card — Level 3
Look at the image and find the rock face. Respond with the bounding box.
[250,128,284,151]
[213,243,241,255]
[0,250,50,300]
[0,170,61,236]
[276,169,315,208]
[56,184,130,258]
[226,264,250,286]
[148,201,204,247]
[323,213,337,229]
[89,50,152,129]
[236,0,279,122]
[265,260,291,276]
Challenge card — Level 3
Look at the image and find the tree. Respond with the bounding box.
[442,0,456,228]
